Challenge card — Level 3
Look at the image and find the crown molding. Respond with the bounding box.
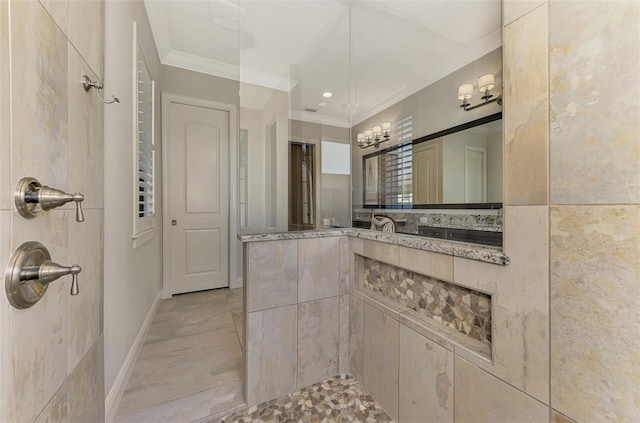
[289,110,350,128]
[162,49,298,92]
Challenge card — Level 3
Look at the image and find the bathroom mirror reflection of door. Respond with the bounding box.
[288,142,316,231]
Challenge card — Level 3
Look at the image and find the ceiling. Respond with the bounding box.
[144,0,502,127]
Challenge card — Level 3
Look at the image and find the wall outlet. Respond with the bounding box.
[419,217,429,224]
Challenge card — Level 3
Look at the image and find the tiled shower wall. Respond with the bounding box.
[348,2,639,422]
[0,0,105,421]
[504,1,639,422]
[547,2,639,421]
[243,236,351,406]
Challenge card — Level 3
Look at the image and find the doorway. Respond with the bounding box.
[162,94,238,296]
[288,142,316,231]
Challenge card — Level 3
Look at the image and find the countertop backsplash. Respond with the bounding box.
[353,209,503,233]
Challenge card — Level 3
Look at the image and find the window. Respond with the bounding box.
[133,22,156,241]
[364,116,414,207]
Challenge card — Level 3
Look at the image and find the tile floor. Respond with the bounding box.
[115,288,245,423]
[115,289,393,423]
[213,375,394,423]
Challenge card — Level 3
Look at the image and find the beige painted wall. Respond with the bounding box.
[103,0,163,409]
[0,0,105,421]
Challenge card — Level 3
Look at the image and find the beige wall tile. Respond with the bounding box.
[363,239,398,266]
[363,302,399,421]
[550,205,640,422]
[39,0,69,36]
[339,236,350,293]
[297,297,339,388]
[68,210,102,371]
[398,311,454,353]
[246,305,297,405]
[69,0,104,77]
[10,210,70,422]
[348,295,364,381]
[0,212,10,422]
[503,0,547,26]
[454,356,548,423]
[398,246,453,282]
[550,1,640,204]
[503,3,549,205]
[338,294,349,374]
[298,237,340,302]
[399,325,453,423]
[350,236,363,256]
[453,206,549,403]
[33,382,68,423]
[11,0,69,191]
[68,46,104,209]
[551,409,577,423]
[246,240,297,312]
[0,1,10,211]
[67,340,102,423]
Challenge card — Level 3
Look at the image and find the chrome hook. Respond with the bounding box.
[81,75,120,105]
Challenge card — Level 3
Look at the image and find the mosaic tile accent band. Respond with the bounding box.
[353,210,503,232]
[363,258,492,345]
[219,375,394,423]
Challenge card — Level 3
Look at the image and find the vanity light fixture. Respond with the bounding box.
[357,121,391,149]
[458,73,502,112]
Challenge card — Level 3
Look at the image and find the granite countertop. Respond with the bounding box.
[239,228,509,266]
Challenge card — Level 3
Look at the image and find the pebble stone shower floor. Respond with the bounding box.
[216,375,394,423]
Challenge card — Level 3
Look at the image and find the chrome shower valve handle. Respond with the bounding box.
[5,241,82,309]
[15,177,85,222]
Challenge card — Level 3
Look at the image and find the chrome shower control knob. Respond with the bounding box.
[15,177,85,222]
[36,261,82,296]
[5,241,82,309]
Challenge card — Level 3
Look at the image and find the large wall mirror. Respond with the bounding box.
[363,113,502,209]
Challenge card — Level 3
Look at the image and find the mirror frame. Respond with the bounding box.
[362,112,503,210]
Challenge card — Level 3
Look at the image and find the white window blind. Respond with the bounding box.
[136,43,154,221]
[379,116,413,206]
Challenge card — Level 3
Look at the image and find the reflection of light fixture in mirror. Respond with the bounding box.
[357,122,391,149]
[458,73,502,112]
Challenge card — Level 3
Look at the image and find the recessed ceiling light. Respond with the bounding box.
[318,102,328,107]
[322,92,333,98]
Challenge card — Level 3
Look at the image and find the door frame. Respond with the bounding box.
[290,135,320,229]
[161,93,238,299]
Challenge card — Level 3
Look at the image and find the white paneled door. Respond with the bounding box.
[464,146,487,203]
[167,101,230,294]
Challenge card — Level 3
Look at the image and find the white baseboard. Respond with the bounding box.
[230,276,243,290]
[105,291,162,423]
